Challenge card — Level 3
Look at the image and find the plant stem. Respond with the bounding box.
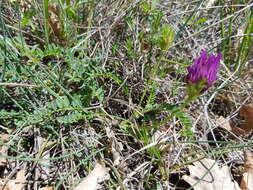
[152,96,197,129]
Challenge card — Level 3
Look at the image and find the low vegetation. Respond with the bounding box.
[0,0,253,189]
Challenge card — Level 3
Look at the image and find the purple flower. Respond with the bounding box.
[187,49,222,92]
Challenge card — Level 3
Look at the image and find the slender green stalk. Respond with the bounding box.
[151,95,195,129]
[43,0,50,43]
[66,0,70,6]
[236,8,253,71]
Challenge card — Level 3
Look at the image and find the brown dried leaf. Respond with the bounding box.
[232,105,253,135]
[74,162,110,190]
[240,151,253,190]
[141,39,151,53]
[48,5,64,40]
[183,158,241,190]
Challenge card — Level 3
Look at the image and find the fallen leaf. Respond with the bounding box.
[105,127,123,166]
[74,162,110,190]
[216,105,253,136]
[183,158,241,190]
[1,134,10,143]
[48,5,62,38]
[0,133,10,168]
[0,146,8,168]
[14,169,26,190]
[232,105,253,135]
[240,151,253,190]
[216,116,232,131]
[0,168,26,190]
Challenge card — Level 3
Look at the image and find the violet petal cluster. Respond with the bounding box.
[187,49,222,92]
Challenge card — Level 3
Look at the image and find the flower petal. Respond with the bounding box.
[186,50,222,93]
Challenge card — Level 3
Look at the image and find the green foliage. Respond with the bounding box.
[142,104,194,138]
[0,35,108,133]
[125,38,138,59]
[43,0,50,43]
[165,105,194,138]
[56,111,83,124]
[236,9,253,70]
[140,0,174,51]
[220,0,253,72]
[13,95,89,133]
[157,25,175,51]
[141,0,159,13]
[1,0,252,188]
[184,15,208,26]
[20,10,37,28]
[145,81,157,109]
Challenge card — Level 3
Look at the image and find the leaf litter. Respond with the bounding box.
[0,134,9,168]
[183,150,253,190]
[240,151,253,190]
[183,158,241,190]
[0,167,26,190]
[1,0,253,189]
[216,105,253,136]
[232,105,253,135]
[73,162,110,190]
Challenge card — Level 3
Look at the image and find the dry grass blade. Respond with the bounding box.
[38,186,55,190]
[0,83,40,88]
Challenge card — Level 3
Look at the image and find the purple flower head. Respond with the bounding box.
[187,49,222,92]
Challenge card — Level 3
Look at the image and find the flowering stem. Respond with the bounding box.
[152,95,196,129]
[152,90,201,132]
[153,50,222,132]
